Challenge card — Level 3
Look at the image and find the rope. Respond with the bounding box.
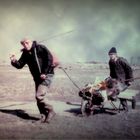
[59,67,81,90]
[38,30,75,43]
[124,77,140,82]
[0,103,29,109]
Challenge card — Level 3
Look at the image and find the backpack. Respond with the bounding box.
[34,47,60,75]
[51,51,60,68]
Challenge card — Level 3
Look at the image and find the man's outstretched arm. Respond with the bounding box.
[10,53,26,69]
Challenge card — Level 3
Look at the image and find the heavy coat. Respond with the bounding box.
[109,57,133,84]
[11,41,54,83]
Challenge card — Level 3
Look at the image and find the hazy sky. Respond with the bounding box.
[0,0,140,63]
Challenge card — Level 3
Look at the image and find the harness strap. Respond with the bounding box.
[34,47,41,74]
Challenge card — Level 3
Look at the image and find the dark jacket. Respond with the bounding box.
[11,41,54,83]
[109,57,133,83]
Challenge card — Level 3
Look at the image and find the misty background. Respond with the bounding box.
[0,0,140,63]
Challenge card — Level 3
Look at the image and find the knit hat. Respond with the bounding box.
[108,47,117,54]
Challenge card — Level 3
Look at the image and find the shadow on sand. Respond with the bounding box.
[65,107,118,116]
[0,109,39,121]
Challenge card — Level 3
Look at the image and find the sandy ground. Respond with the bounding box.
[0,63,140,140]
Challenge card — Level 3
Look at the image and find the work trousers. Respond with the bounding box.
[35,74,54,115]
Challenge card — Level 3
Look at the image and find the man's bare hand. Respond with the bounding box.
[126,81,132,86]
[10,54,17,62]
[40,74,47,80]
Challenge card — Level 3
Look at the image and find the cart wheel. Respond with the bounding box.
[132,96,136,109]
